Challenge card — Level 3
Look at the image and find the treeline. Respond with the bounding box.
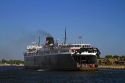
[0,59,24,65]
[98,55,125,65]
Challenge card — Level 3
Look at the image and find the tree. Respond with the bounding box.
[1,59,7,64]
[105,55,113,59]
[113,55,119,59]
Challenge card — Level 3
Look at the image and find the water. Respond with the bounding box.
[0,66,125,83]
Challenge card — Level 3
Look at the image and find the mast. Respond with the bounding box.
[64,28,67,44]
[38,33,40,46]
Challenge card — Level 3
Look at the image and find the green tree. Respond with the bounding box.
[1,59,7,64]
[113,55,119,58]
[105,55,113,59]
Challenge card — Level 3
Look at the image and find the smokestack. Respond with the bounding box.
[46,36,54,45]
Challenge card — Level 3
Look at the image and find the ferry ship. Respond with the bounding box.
[24,31,100,70]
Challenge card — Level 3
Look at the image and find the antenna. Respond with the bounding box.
[64,27,67,44]
[38,32,40,46]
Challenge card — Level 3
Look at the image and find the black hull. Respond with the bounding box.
[24,53,97,70]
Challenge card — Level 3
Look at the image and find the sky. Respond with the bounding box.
[0,0,125,60]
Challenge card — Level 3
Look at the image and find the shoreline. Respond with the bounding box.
[98,65,125,70]
[0,64,125,70]
[0,64,24,66]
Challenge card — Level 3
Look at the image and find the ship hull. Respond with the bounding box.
[24,53,97,70]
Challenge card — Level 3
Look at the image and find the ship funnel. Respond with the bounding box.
[46,36,54,45]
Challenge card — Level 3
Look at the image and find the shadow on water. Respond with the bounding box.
[0,66,125,83]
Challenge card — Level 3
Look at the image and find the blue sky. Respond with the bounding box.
[0,0,125,59]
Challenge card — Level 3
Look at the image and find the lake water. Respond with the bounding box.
[0,66,125,83]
